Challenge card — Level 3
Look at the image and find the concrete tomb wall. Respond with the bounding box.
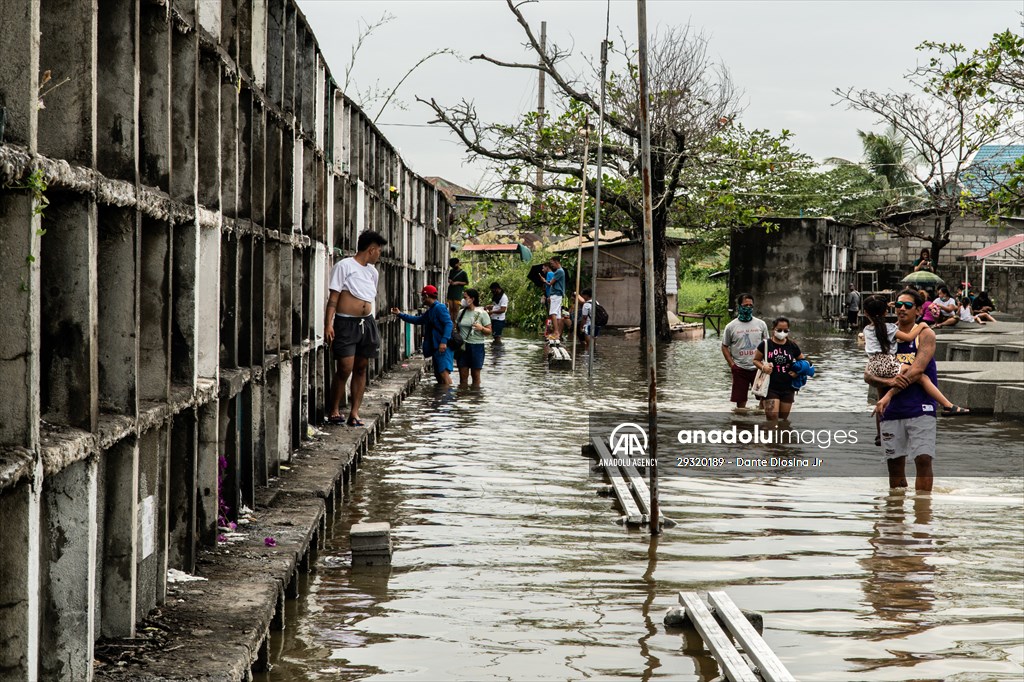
[0,0,449,678]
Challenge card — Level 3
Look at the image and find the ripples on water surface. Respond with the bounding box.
[258,333,1024,681]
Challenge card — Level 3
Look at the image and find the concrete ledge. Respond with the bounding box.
[93,359,425,680]
[995,385,1024,418]
[0,448,34,492]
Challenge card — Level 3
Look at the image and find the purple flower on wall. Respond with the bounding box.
[264,537,277,547]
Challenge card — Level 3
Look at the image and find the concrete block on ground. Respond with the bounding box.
[351,521,392,566]
[995,385,1024,418]
[995,346,1022,363]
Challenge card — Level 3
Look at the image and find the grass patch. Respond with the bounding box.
[678,277,728,318]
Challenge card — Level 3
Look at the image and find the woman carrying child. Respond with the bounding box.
[862,295,968,445]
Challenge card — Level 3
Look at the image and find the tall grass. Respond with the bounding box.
[677,277,729,318]
[459,251,553,332]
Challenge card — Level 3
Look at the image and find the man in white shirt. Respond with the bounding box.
[324,230,387,427]
[575,288,603,351]
[487,282,509,343]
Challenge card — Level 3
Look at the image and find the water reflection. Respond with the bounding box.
[640,536,661,682]
[257,332,1023,682]
[861,491,936,636]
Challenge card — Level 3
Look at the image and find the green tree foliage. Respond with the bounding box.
[834,33,1024,264]
[920,30,1024,218]
[420,3,742,342]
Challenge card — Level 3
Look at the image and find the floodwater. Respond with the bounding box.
[256,332,1024,681]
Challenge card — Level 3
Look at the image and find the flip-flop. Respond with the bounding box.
[326,415,346,425]
[347,417,365,427]
[942,405,970,416]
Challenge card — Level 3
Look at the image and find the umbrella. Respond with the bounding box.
[900,271,945,287]
[527,264,548,288]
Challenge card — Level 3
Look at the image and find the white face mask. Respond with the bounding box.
[461,299,470,308]
[774,330,789,339]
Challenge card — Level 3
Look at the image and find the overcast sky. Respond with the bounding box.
[297,0,1021,190]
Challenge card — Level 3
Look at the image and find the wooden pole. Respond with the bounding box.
[571,125,591,371]
[588,40,608,378]
[636,0,660,535]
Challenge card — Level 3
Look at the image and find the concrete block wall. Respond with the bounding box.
[854,215,1024,316]
[730,218,856,323]
[0,0,449,678]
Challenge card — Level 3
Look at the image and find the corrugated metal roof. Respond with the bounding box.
[962,232,1024,260]
[962,144,1024,196]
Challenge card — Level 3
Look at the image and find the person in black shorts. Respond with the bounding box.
[752,316,807,421]
[324,231,387,426]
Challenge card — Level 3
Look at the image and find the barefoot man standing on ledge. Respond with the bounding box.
[324,231,388,427]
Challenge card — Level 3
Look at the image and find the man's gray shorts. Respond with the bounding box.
[880,415,936,461]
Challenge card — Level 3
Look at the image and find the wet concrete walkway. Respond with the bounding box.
[94,362,426,680]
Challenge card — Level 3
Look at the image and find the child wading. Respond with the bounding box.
[862,295,968,445]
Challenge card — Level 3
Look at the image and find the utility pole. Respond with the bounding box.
[533,21,547,226]
[636,0,660,535]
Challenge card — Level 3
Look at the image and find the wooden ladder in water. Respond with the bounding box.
[590,435,666,526]
[678,591,795,682]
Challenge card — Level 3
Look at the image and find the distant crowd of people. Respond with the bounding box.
[844,249,998,332]
[324,239,606,407]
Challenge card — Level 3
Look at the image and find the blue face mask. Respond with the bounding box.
[738,305,754,322]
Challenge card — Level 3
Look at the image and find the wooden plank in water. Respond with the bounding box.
[678,592,758,682]
[708,591,795,682]
[620,462,652,523]
[590,436,644,525]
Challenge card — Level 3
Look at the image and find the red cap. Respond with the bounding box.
[421,285,438,296]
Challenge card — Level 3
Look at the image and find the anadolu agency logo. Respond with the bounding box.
[599,423,656,469]
[610,423,649,458]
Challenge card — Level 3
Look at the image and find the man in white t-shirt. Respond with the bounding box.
[575,288,604,351]
[487,282,509,343]
[721,292,769,409]
[324,230,387,427]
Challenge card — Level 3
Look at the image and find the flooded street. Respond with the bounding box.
[258,333,1024,681]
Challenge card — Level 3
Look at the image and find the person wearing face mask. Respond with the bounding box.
[721,293,770,410]
[931,286,959,328]
[454,288,492,387]
[753,316,807,420]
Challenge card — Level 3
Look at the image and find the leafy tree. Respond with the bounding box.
[419,1,741,341]
[835,35,1024,264]
[921,30,1024,217]
[825,126,925,219]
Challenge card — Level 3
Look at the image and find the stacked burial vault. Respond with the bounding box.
[0,0,450,678]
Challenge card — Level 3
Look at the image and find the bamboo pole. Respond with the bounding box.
[636,0,660,535]
[571,124,591,371]
[588,40,608,378]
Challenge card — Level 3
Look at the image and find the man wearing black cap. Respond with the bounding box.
[392,285,454,386]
